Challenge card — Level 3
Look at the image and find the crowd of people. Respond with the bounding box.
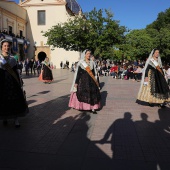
[95,60,144,82]
[67,54,170,87]
[15,58,54,77]
[80,58,170,85]
[0,30,25,39]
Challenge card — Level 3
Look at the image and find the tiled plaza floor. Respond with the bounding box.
[0,69,170,170]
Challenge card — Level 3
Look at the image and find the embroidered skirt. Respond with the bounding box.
[69,92,100,110]
[137,70,170,104]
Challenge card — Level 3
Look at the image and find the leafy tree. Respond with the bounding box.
[43,8,127,59]
[120,8,170,61]
[147,8,170,31]
[121,29,153,60]
[146,8,170,59]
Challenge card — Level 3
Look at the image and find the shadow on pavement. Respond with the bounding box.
[0,94,111,170]
[37,90,50,94]
[52,78,67,84]
[100,82,105,90]
[27,99,37,105]
[27,90,50,98]
[100,91,108,109]
[96,109,170,170]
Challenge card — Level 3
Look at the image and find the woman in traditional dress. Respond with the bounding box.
[137,49,170,107]
[0,39,28,127]
[69,50,101,114]
[39,57,53,84]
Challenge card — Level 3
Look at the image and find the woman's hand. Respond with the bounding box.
[74,84,78,88]
[73,84,78,92]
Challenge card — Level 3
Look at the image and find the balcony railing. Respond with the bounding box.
[0,32,30,45]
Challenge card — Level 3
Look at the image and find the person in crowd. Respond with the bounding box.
[29,58,34,75]
[66,60,69,69]
[127,65,134,80]
[110,64,118,78]
[24,58,30,76]
[118,65,124,79]
[69,49,101,114]
[50,62,54,69]
[97,63,103,76]
[137,49,170,107]
[102,64,109,76]
[17,60,23,75]
[32,59,37,75]
[36,59,41,75]
[133,65,142,82]
[39,57,53,84]
[60,61,63,69]
[121,65,128,80]
[70,62,75,72]
[133,60,138,66]
[0,39,28,128]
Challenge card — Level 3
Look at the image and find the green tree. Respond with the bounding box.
[120,8,170,61]
[147,8,170,31]
[122,29,153,60]
[43,8,127,59]
[146,8,170,59]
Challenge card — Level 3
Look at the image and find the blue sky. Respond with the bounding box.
[14,0,170,30]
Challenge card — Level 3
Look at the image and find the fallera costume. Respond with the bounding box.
[39,60,53,83]
[69,52,101,111]
[0,54,28,119]
[137,50,170,104]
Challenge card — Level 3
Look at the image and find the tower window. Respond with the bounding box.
[38,10,46,25]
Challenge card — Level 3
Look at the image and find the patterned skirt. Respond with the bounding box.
[137,71,170,104]
[69,92,100,110]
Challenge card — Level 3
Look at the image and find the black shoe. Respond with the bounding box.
[15,124,21,128]
[158,104,166,108]
[92,111,97,114]
[3,120,8,126]
[14,119,20,128]
[149,103,154,107]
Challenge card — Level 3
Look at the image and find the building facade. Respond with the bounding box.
[0,0,82,68]
[20,0,82,68]
[0,1,29,61]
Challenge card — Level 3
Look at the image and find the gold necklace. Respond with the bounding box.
[85,59,90,66]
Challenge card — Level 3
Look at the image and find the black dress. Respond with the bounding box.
[42,63,53,81]
[0,59,28,119]
[75,66,101,105]
[146,65,170,100]
[137,64,170,103]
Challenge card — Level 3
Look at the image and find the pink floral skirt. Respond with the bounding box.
[69,92,100,110]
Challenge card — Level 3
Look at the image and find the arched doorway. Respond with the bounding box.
[38,51,47,62]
